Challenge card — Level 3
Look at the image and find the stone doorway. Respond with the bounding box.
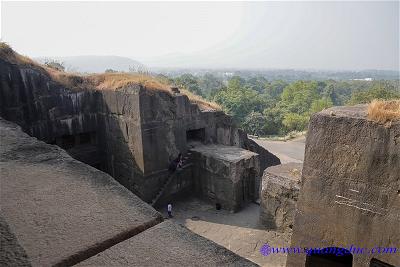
[186,128,205,143]
[51,131,104,169]
[241,168,256,204]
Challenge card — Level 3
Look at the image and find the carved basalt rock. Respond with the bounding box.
[260,163,302,232]
[287,105,400,267]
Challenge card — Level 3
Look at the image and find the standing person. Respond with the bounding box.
[168,153,182,173]
[177,153,183,170]
[167,203,172,218]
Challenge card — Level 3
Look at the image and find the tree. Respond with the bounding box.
[227,76,245,90]
[280,81,319,114]
[174,74,203,96]
[310,97,333,114]
[282,113,309,132]
[44,59,65,71]
[242,111,267,136]
[347,81,400,105]
[263,107,285,135]
[247,76,268,93]
[199,73,224,98]
[214,76,267,124]
[322,83,340,105]
[264,80,288,99]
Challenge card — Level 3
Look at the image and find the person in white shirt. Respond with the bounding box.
[167,203,172,218]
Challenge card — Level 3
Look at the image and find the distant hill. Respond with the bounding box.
[35,55,146,73]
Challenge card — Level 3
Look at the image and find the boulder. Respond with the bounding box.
[260,163,302,232]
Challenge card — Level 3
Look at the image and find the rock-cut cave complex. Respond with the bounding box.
[0,46,399,267]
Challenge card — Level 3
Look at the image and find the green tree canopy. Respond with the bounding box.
[264,80,288,99]
[310,97,333,114]
[282,113,309,132]
[214,76,267,123]
[175,74,203,96]
[199,73,225,98]
[348,81,400,105]
[242,111,267,136]
[280,81,319,114]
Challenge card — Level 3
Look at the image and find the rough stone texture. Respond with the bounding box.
[0,215,31,267]
[190,144,260,212]
[76,221,257,267]
[0,58,146,198]
[0,118,163,266]
[243,136,281,177]
[0,57,279,207]
[153,164,194,208]
[287,105,400,267]
[260,163,302,232]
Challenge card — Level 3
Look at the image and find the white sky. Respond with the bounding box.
[1,1,399,70]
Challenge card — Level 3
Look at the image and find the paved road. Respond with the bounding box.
[253,136,306,164]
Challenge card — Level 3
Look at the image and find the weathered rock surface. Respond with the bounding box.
[0,58,280,205]
[190,144,259,212]
[0,118,259,267]
[76,221,257,267]
[243,136,281,177]
[0,215,31,267]
[287,105,400,267]
[260,163,302,232]
[0,118,162,266]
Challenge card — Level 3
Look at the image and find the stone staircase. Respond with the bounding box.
[151,172,176,207]
[151,154,193,207]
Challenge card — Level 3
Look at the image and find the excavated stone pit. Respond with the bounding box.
[0,57,280,207]
[0,117,257,267]
[0,53,282,266]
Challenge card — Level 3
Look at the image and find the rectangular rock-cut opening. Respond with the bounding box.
[54,131,97,149]
[242,168,256,203]
[78,132,93,145]
[186,128,205,143]
[50,132,104,170]
[60,134,76,149]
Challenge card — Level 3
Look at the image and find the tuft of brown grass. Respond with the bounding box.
[181,89,222,111]
[367,99,400,124]
[0,42,43,68]
[87,73,171,91]
[46,68,95,91]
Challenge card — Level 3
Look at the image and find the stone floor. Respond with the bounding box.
[0,118,255,267]
[160,197,291,267]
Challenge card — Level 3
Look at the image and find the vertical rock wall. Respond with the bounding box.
[190,144,260,212]
[287,106,400,267]
[0,58,280,204]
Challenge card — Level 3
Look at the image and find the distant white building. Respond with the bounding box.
[223,72,234,77]
[352,77,373,81]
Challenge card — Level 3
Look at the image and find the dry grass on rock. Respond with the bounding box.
[181,89,221,111]
[1,42,221,111]
[87,73,171,91]
[0,42,37,66]
[367,99,400,124]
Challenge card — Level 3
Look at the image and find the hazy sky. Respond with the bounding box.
[1,1,399,70]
